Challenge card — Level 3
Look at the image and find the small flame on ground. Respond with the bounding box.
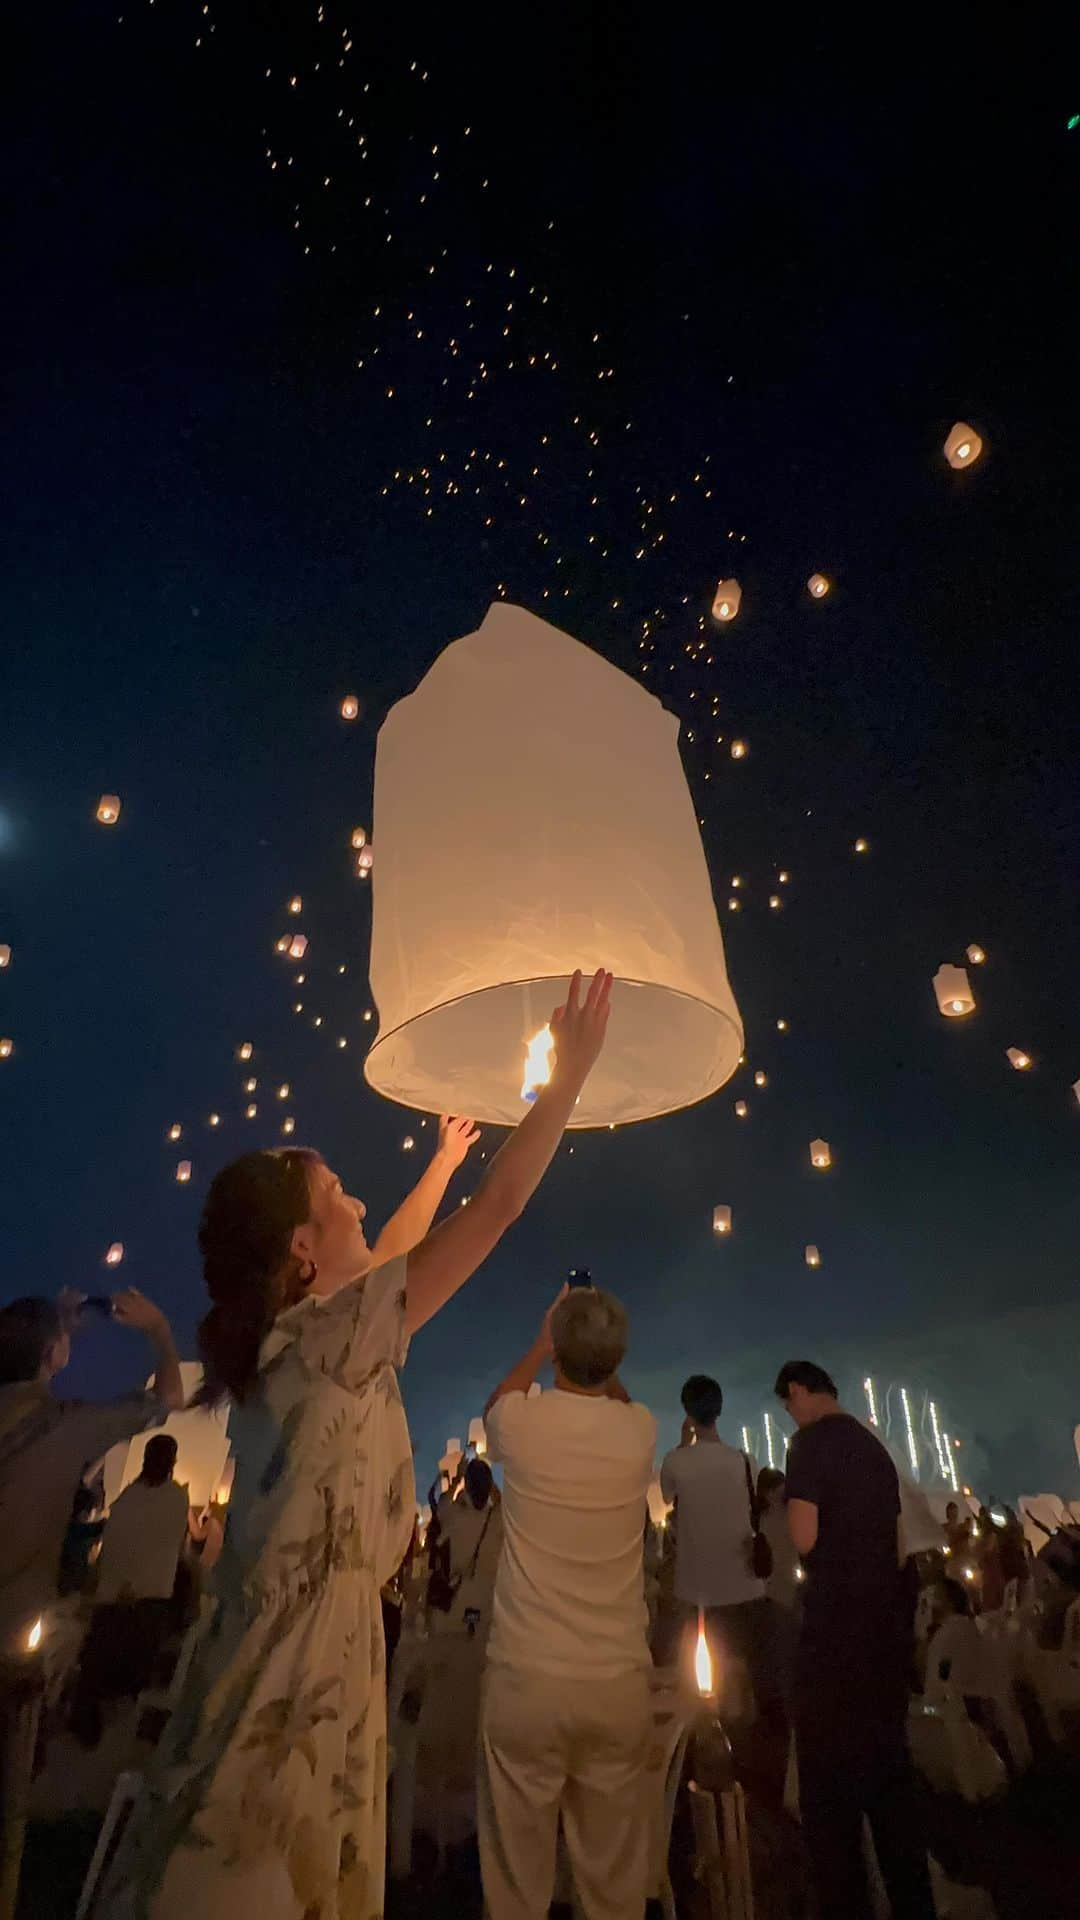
[694,1609,713,1696]
[520,1024,554,1103]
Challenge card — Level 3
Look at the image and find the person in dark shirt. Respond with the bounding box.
[776,1359,934,1920]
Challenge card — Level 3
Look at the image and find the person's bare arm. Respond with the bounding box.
[787,1498,819,1557]
[111,1289,185,1411]
[404,970,611,1336]
[484,1285,566,1417]
[370,1116,480,1266]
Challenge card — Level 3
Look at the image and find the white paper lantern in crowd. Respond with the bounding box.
[944,421,983,469]
[711,579,741,622]
[932,964,976,1018]
[468,1416,487,1455]
[712,1204,732,1235]
[810,1138,832,1169]
[365,604,743,1127]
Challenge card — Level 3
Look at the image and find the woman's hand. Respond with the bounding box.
[436,1114,481,1169]
[550,969,612,1090]
[111,1287,171,1336]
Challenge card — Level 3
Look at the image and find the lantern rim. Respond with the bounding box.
[364,970,744,1129]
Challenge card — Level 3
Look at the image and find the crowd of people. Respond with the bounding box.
[1,967,1077,1920]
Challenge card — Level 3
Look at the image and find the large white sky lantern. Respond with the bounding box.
[365,602,743,1128]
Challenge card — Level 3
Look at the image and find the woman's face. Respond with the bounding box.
[292,1159,371,1294]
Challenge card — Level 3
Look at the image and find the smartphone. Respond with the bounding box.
[567,1267,593,1289]
[81,1296,115,1320]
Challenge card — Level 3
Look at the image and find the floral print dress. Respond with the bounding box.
[102,1257,415,1920]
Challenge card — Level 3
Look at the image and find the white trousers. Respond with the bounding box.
[478,1664,651,1920]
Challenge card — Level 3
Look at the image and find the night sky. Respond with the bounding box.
[3,7,1079,1500]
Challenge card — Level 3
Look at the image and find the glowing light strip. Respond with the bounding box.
[863,1375,880,1428]
[928,1399,949,1481]
[763,1410,777,1470]
[941,1430,961,1494]
[899,1387,920,1481]
[740,1425,751,1456]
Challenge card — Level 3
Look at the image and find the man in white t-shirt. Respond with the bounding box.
[479,1284,656,1920]
[660,1374,783,1731]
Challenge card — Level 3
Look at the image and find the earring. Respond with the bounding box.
[298,1259,317,1286]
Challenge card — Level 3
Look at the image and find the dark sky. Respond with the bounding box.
[2,5,1078,1499]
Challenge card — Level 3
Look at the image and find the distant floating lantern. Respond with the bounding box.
[337,1036,348,1049]
[175,1160,192,1183]
[282,1116,296,1135]
[711,579,742,622]
[728,896,741,912]
[1006,1047,1032,1071]
[933,964,976,1018]
[351,826,368,849]
[274,935,291,954]
[288,934,308,960]
[730,738,748,760]
[208,1112,220,1127]
[807,574,830,599]
[277,1083,290,1099]
[776,1018,788,1032]
[238,1043,253,1062]
[754,1070,767,1087]
[340,694,360,720]
[356,845,374,875]
[0,945,10,968]
[105,1242,124,1266]
[245,1103,258,1119]
[966,944,986,965]
[768,894,782,910]
[1073,1079,1080,1108]
[402,1135,415,1151]
[778,871,790,884]
[853,837,869,854]
[734,1099,749,1118]
[167,1123,182,1142]
[96,794,121,825]
[363,1009,373,1022]
[944,421,983,470]
[810,1138,832,1169]
[243,1077,257,1094]
[293,1002,303,1014]
[712,1204,732,1235]
[805,1244,821,1267]
[0,1038,12,1060]
[288,895,303,915]
[365,603,743,1127]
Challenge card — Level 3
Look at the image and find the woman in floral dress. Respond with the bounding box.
[103,969,611,1920]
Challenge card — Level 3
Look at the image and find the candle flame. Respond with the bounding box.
[694,1611,713,1696]
[520,1025,554,1103]
[27,1617,43,1652]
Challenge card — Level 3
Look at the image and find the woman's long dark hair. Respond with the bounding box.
[196,1148,321,1405]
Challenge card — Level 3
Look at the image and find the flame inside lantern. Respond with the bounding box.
[694,1610,713,1696]
[27,1618,43,1653]
[520,1025,555,1104]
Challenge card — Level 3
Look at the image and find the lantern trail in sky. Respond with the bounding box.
[365,603,742,1127]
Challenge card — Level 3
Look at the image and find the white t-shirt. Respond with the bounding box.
[484,1387,656,1679]
[96,1478,190,1603]
[659,1439,765,1608]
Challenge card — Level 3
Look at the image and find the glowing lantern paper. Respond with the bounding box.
[0,1038,12,1060]
[807,573,830,599]
[0,945,10,968]
[277,1083,290,1099]
[243,1078,257,1094]
[238,1043,253,1062]
[810,1138,831,1169]
[1073,1079,1080,1109]
[754,1070,767,1087]
[734,1099,748,1118]
[282,1117,295,1135]
[933,964,975,1018]
[805,1244,821,1267]
[288,895,303,915]
[966,944,986,966]
[730,739,748,760]
[711,579,741,622]
[520,1025,554,1104]
[853,837,869,855]
[96,794,121,825]
[1006,1047,1032,1071]
[351,827,367,850]
[105,1243,124,1267]
[365,604,743,1127]
[167,1123,182,1142]
[27,1619,43,1653]
[288,934,308,961]
[208,1112,220,1128]
[340,694,360,720]
[468,1416,487,1455]
[356,846,374,877]
[175,1161,192,1183]
[245,1104,258,1119]
[712,1205,732,1235]
[944,421,983,469]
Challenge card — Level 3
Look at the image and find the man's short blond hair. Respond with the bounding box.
[551,1287,628,1388]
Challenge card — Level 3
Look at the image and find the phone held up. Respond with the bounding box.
[567,1267,593,1289]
